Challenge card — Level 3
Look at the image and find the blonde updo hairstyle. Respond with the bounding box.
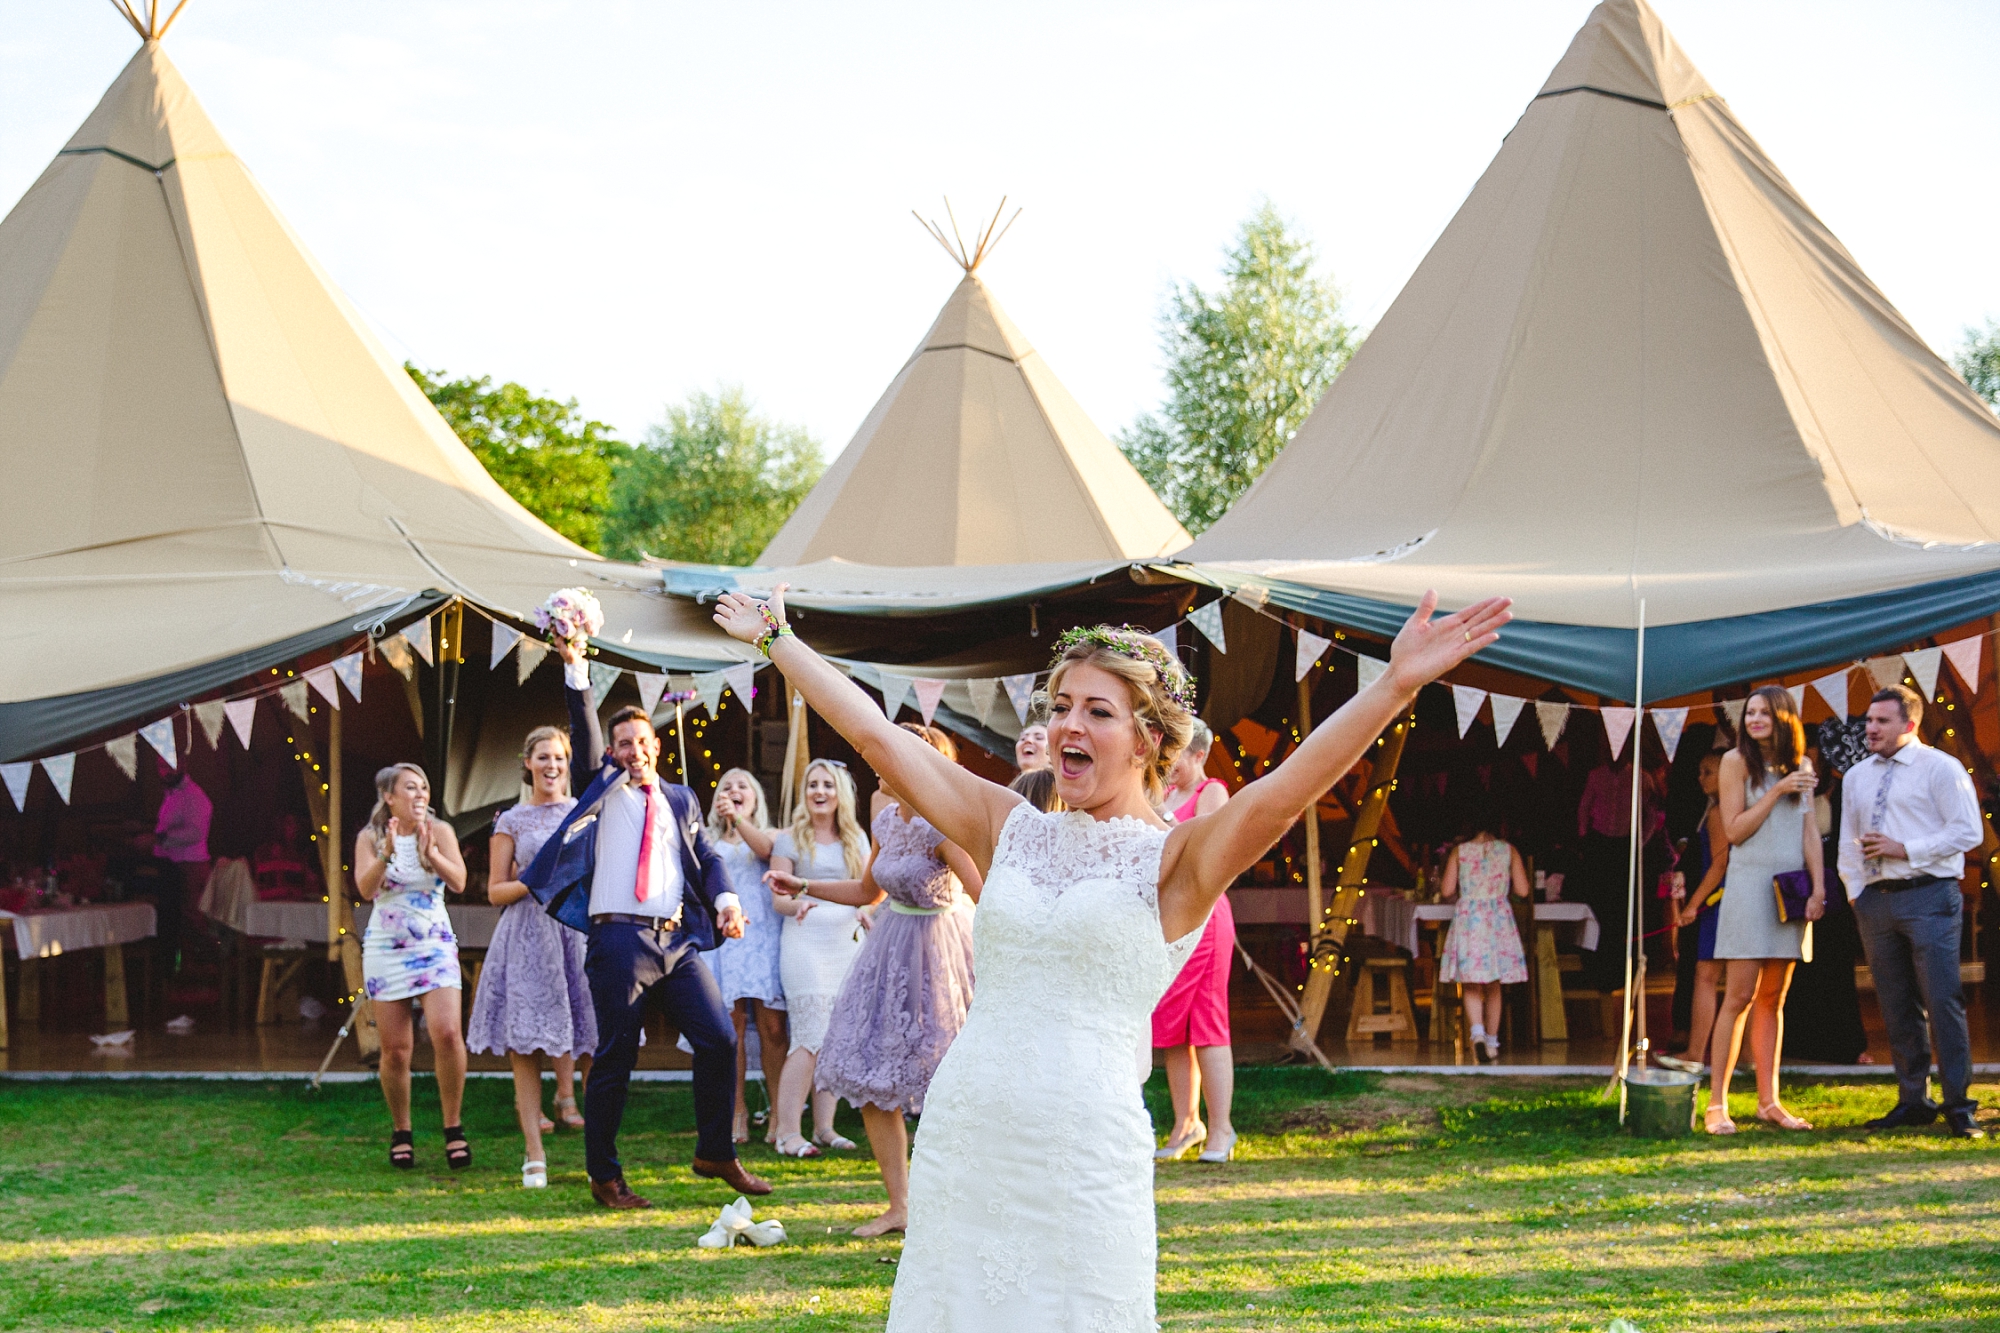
[368,762,435,872]
[520,724,571,784]
[1046,628,1196,805]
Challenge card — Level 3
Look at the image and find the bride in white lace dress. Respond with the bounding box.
[715,589,1510,1330]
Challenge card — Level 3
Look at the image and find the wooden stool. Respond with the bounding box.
[1345,957,1418,1045]
[256,945,310,1025]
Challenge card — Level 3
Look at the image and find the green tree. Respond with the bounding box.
[1118,202,1357,535]
[604,386,824,565]
[1956,319,2000,408]
[407,364,625,551]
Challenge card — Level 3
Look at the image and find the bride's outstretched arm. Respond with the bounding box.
[714,587,1021,870]
[1157,591,1510,939]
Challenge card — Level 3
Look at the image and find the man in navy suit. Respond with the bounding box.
[522,648,772,1207]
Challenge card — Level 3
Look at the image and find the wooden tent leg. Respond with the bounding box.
[103,944,129,1028]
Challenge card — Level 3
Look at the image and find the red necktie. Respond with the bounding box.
[634,783,659,904]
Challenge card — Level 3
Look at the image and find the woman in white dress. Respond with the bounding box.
[765,757,870,1157]
[705,768,789,1145]
[715,589,1509,1329]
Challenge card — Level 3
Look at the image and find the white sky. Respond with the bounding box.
[3,1,1995,454]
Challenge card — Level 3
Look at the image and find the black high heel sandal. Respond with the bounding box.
[390,1129,415,1170]
[443,1125,471,1170]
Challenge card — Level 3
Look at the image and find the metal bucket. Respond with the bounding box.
[1624,1067,1699,1138]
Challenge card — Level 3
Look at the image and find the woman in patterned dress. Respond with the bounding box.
[1437,821,1530,1062]
[354,763,469,1169]
[469,725,596,1188]
[704,768,789,1145]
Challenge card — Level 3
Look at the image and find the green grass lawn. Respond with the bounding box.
[3,1071,1996,1331]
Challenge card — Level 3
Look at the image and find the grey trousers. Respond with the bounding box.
[1853,881,1974,1111]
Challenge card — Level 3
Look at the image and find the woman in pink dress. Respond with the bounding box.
[1151,721,1237,1162]
[1438,822,1531,1062]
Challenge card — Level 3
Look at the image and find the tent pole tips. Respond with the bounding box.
[109,0,190,42]
[913,197,1023,275]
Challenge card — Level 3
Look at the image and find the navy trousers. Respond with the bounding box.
[583,920,738,1182]
[1853,880,1975,1113]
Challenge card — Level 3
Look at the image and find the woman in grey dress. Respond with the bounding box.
[705,768,789,1145]
[468,725,596,1187]
[1707,686,1825,1134]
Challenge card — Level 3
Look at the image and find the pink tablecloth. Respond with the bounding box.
[0,902,157,958]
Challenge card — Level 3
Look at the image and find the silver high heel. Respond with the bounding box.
[1155,1122,1205,1160]
[1196,1131,1237,1163]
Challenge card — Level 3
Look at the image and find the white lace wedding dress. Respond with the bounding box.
[888,804,1202,1331]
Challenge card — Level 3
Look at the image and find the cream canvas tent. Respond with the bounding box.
[757,220,1190,567]
[1185,0,2000,699]
[0,36,740,763]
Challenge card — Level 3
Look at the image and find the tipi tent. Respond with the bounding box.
[0,36,737,761]
[757,218,1189,567]
[1185,0,2000,698]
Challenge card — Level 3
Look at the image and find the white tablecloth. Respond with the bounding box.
[230,898,503,949]
[1358,888,1420,955]
[1414,901,1601,952]
[0,902,157,959]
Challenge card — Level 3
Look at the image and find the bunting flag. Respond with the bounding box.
[913,678,948,727]
[515,639,549,685]
[332,651,365,703]
[1864,656,1904,690]
[1002,673,1037,726]
[139,717,178,768]
[280,679,311,722]
[379,633,415,679]
[590,662,624,706]
[721,663,757,708]
[1355,655,1387,694]
[193,700,227,749]
[1812,669,1850,720]
[406,616,434,666]
[1601,706,1637,759]
[1295,629,1332,682]
[489,623,522,671]
[105,733,139,780]
[1721,698,1745,730]
[1157,624,1177,659]
[0,762,30,811]
[1902,646,1943,701]
[1450,685,1488,739]
[1536,701,1570,749]
[304,664,341,710]
[225,698,258,748]
[692,671,725,718]
[1786,683,1806,714]
[967,677,1003,728]
[1943,636,1983,695]
[878,672,913,721]
[1186,601,1227,653]
[634,672,668,716]
[1490,694,1527,746]
[41,752,74,804]
[1651,706,1690,762]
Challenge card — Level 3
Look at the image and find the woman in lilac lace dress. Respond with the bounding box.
[817,723,981,1237]
[467,725,596,1188]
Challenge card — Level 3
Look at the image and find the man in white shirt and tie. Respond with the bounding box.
[1837,684,1986,1139]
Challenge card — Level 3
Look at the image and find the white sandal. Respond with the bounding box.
[521,1159,548,1188]
[814,1130,858,1151]
[775,1134,822,1158]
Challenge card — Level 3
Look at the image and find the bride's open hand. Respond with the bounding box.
[714,586,788,645]
[1385,591,1513,694]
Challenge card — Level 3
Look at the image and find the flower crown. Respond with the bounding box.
[1050,624,1198,712]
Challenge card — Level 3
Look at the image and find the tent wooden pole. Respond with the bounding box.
[1300,675,1323,947]
[1616,600,1647,1116]
[324,704,343,961]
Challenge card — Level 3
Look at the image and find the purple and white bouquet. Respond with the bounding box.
[533,587,605,652]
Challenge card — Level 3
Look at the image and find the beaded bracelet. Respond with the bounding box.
[754,601,794,659]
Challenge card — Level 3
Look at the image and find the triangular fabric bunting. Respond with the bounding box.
[1157,624,1177,660]
[1002,673,1038,726]
[1943,636,1983,696]
[1786,683,1806,714]
[1902,647,1943,702]
[692,671,725,718]
[1295,629,1332,682]
[379,634,415,679]
[1186,601,1227,654]
[1812,670,1850,720]
[634,673,668,716]
[1536,701,1570,749]
[193,700,227,749]
[489,623,522,671]
[406,616,434,666]
[967,677,1002,728]
[1721,698,1745,730]
[913,679,948,727]
[515,639,549,685]
[0,762,30,811]
[105,733,139,781]
[1650,707,1690,762]
[590,663,624,706]
[1450,685,1488,739]
[332,651,365,703]
[1355,655,1387,694]
[40,752,74,805]
[878,672,914,721]
[138,717,177,768]
[1601,706,1637,760]
[304,665,341,710]
[1865,656,1904,690]
[280,680,311,722]
[1490,694,1526,746]
[721,663,757,708]
[225,698,258,748]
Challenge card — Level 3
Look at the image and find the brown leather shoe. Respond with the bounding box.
[589,1177,652,1210]
[692,1156,773,1196]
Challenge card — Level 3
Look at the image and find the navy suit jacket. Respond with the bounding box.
[520,680,733,948]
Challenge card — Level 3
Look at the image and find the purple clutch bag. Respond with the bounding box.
[1772,870,1814,923]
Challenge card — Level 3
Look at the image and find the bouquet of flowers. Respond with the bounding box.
[533,587,605,652]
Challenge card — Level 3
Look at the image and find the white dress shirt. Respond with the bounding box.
[1836,739,1984,899]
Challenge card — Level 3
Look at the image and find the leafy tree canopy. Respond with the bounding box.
[407,364,625,551]
[1956,319,2000,409]
[1118,201,1357,535]
[605,386,825,566]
